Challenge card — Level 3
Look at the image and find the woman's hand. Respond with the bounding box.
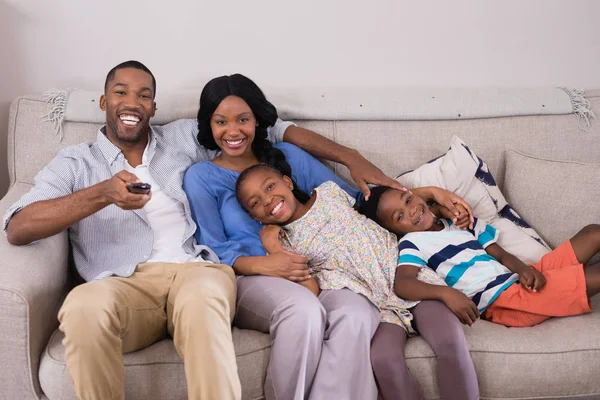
[429,188,474,229]
[440,287,480,326]
[344,149,407,200]
[260,251,311,282]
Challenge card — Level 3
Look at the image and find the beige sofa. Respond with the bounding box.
[1,90,599,400]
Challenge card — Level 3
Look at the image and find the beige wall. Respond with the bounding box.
[1,0,599,196]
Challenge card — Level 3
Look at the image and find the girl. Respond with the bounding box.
[235,164,479,400]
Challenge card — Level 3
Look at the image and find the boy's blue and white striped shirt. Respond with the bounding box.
[397,218,518,312]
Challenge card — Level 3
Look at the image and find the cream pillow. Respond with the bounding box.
[503,150,600,250]
[396,136,550,265]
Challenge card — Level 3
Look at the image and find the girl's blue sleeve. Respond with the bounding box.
[277,142,361,201]
[183,163,266,267]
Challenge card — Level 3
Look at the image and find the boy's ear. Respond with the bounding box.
[282,175,293,190]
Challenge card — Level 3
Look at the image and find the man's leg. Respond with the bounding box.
[166,262,239,400]
[58,263,170,400]
[412,301,479,400]
[309,289,381,400]
[234,275,326,400]
[370,322,424,400]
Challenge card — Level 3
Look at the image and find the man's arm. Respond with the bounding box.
[282,125,406,199]
[7,171,150,245]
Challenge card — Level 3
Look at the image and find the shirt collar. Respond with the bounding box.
[95,125,157,166]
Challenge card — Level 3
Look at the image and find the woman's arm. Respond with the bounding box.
[395,264,480,326]
[282,125,405,199]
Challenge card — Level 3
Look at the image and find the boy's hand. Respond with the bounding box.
[437,203,471,229]
[518,268,546,292]
[440,287,480,326]
[430,188,474,229]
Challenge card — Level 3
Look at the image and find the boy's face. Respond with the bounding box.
[376,189,435,235]
[238,169,298,225]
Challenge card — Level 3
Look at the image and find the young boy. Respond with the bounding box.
[359,186,600,327]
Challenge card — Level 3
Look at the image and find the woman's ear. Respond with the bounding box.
[282,175,294,190]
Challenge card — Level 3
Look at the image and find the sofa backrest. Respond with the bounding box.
[8,90,600,190]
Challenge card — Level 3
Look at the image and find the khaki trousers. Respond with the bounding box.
[58,262,240,400]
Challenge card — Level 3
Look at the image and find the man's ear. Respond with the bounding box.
[282,175,294,190]
[151,102,157,118]
[99,95,107,111]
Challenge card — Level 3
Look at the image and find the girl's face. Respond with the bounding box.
[376,188,435,235]
[210,95,257,158]
[238,169,299,225]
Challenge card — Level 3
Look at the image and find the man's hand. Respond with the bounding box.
[429,188,474,229]
[440,287,480,326]
[518,268,546,292]
[102,171,151,210]
[437,203,472,229]
[261,251,311,282]
[344,149,406,200]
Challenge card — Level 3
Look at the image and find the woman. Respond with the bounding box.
[183,74,477,400]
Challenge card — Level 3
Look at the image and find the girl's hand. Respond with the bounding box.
[440,287,480,326]
[518,268,546,292]
[437,203,471,229]
[260,224,284,242]
[430,188,474,229]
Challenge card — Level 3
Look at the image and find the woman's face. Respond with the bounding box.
[210,95,257,158]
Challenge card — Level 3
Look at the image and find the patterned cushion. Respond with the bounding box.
[396,135,550,265]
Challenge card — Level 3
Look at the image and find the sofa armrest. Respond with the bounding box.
[0,183,70,400]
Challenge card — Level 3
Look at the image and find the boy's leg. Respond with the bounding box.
[568,224,600,265]
[58,263,170,400]
[166,262,240,400]
[412,301,479,400]
[485,264,591,327]
[370,322,423,400]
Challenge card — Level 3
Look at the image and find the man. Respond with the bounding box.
[3,60,412,400]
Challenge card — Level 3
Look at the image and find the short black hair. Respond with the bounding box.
[104,60,156,97]
[358,185,394,224]
[235,163,310,210]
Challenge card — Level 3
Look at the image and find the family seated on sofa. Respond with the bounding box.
[3,60,597,400]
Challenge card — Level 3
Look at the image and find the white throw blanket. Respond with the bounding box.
[42,87,595,141]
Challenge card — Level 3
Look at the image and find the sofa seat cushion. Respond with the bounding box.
[405,294,600,399]
[39,327,271,400]
[39,295,600,400]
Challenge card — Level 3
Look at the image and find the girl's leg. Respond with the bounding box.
[234,275,326,400]
[309,289,381,400]
[412,300,479,400]
[569,224,600,265]
[370,322,424,400]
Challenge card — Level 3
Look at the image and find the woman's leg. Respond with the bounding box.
[412,300,479,400]
[234,275,326,400]
[371,322,424,400]
[309,289,381,400]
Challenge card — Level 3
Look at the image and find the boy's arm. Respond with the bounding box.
[299,278,321,297]
[395,264,480,326]
[485,243,546,291]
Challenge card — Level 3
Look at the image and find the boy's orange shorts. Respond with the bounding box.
[484,240,591,327]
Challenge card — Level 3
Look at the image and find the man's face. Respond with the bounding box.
[100,67,156,145]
